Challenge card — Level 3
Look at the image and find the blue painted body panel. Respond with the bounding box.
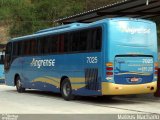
[0,65,4,80]
[0,52,4,80]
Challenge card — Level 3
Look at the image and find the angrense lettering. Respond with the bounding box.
[30,58,55,68]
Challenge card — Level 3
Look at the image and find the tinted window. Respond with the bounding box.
[30,39,37,55]
[64,33,70,52]
[79,30,88,51]
[13,42,18,56]
[6,42,12,54]
[71,31,80,52]
[11,27,102,56]
[89,27,102,51]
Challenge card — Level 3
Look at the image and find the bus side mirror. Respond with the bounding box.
[0,55,4,64]
[5,54,10,61]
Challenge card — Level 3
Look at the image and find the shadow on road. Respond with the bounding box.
[4,88,160,105]
[5,89,140,105]
[75,96,140,105]
[25,90,62,98]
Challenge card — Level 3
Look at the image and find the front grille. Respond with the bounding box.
[85,68,99,90]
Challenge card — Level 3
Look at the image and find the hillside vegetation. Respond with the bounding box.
[0,0,159,42]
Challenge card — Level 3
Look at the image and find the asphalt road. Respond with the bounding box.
[0,84,160,114]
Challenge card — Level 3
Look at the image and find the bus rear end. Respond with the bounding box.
[102,18,158,95]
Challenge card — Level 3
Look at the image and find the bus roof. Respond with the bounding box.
[11,23,89,42]
[10,17,155,43]
[36,23,86,34]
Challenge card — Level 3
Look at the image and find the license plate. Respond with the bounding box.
[130,77,139,82]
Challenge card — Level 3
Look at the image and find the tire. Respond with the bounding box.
[61,78,74,101]
[16,76,25,93]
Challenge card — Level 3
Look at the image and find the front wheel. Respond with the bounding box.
[61,78,74,101]
[16,76,25,93]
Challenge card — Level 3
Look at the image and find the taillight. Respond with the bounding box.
[154,62,158,75]
[106,67,113,71]
[106,72,113,76]
[155,67,158,71]
[106,62,113,76]
[106,62,113,67]
[154,62,158,67]
[155,71,158,75]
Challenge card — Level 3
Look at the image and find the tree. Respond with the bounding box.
[7,0,86,37]
[0,0,159,40]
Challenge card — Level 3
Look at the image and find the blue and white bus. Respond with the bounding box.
[4,18,158,100]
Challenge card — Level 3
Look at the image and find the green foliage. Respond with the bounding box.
[0,0,159,38]
[0,0,87,37]
[86,0,118,10]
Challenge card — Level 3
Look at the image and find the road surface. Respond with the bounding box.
[0,85,160,114]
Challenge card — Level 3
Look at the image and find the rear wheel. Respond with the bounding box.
[16,76,25,93]
[61,78,74,101]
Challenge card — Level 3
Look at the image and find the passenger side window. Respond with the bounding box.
[79,30,88,52]
[71,31,80,52]
[89,28,102,51]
